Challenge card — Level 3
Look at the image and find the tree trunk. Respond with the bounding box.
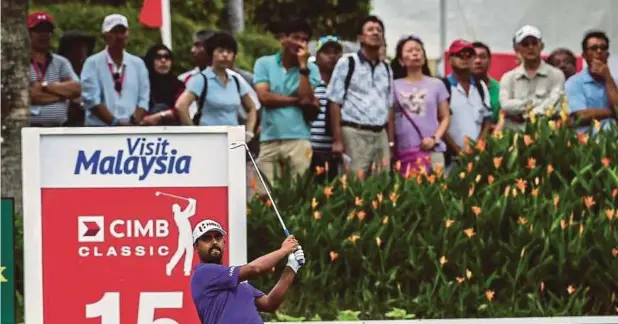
[225,0,245,34]
[1,0,30,218]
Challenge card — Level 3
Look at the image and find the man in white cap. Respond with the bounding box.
[80,14,150,126]
[190,219,305,324]
[499,25,565,130]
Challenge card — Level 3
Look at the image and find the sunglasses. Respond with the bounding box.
[454,51,472,59]
[155,53,171,60]
[112,72,122,93]
[586,45,608,53]
[198,232,224,243]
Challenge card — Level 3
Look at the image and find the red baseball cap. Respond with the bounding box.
[448,39,474,56]
[27,12,54,29]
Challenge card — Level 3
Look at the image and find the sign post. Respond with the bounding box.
[21,126,247,324]
[1,198,16,324]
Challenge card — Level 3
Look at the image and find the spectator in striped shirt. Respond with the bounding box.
[28,12,81,127]
[310,35,343,182]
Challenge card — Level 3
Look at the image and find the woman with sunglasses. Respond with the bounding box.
[390,36,450,175]
[140,44,185,125]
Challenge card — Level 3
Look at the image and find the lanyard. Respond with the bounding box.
[31,59,48,82]
[107,63,126,95]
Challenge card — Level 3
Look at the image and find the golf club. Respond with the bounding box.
[230,141,304,265]
[155,191,191,201]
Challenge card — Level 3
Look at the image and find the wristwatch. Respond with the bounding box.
[299,68,310,76]
[41,81,49,92]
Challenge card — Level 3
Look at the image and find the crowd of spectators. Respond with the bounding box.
[27,11,618,198]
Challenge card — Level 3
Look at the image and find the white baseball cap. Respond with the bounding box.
[102,14,129,33]
[192,219,227,244]
[514,25,542,44]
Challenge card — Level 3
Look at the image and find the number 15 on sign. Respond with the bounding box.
[86,292,183,324]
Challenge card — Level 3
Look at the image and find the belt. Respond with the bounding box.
[342,121,385,133]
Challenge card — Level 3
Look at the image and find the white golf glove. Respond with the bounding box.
[286,247,305,273]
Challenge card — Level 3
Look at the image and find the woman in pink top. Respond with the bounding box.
[391,36,451,175]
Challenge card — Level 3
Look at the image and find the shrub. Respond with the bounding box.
[247,116,618,320]
[30,3,279,74]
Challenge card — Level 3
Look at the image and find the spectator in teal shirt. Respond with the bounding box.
[472,41,501,121]
[253,19,321,196]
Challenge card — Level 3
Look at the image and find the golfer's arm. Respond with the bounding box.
[238,249,287,282]
[255,268,295,312]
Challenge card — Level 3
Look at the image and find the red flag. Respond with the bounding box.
[139,0,162,28]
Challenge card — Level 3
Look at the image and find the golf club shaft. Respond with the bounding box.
[157,192,190,201]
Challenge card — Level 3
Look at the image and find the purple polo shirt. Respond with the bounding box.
[191,263,265,324]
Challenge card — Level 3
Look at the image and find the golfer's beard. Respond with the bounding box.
[201,247,223,264]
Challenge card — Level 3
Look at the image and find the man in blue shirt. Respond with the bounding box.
[190,220,305,324]
[253,19,321,196]
[81,14,150,126]
[565,30,618,133]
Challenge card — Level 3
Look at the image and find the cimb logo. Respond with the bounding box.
[78,216,104,243]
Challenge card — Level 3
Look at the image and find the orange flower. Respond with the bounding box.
[445,219,455,228]
[426,174,436,184]
[553,195,560,207]
[439,256,448,267]
[441,184,448,191]
[518,216,528,225]
[487,175,495,185]
[527,157,536,169]
[468,185,475,197]
[531,187,539,197]
[471,206,482,217]
[348,234,360,244]
[515,178,527,193]
[375,237,382,247]
[567,285,576,294]
[339,174,348,190]
[464,228,476,238]
[323,186,334,199]
[347,210,356,220]
[382,216,389,224]
[475,175,482,183]
[583,196,596,209]
[459,172,466,179]
[305,148,313,159]
[394,160,402,171]
[577,132,588,145]
[433,163,444,178]
[330,251,339,262]
[512,188,518,198]
[390,192,399,207]
[265,199,273,208]
[567,140,572,148]
[355,196,363,206]
[456,277,465,283]
[612,248,618,257]
[520,247,526,258]
[601,157,610,167]
[313,211,322,220]
[249,176,257,190]
[463,136,473,154]
[547,164,554,175]
[311,198,318,210]
[540,281,545,292]
[377,193,384,203]
[504,185,511,197]
[325,161,330,172]
[605,209,615,221]
[613,188,618,198]
[523,134,534,146]
[357,169,365,180]
[466,269,472,279]
[493,156,503,169]
[579,224,584,235]
[357,210,366,221]
[315,166,325,175]
[372,200,378,210]
[485,290,495,301]
[560,219,568,229]
[467,162,473,173]
[475,138,487,152]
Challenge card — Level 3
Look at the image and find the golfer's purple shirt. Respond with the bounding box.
[191,263,265,324]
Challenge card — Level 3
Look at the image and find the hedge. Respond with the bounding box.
[30,3,280,73]
[247,111,618,321]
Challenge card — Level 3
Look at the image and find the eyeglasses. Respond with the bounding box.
[155,53,171,61]
[586,44,608,52]
[112,72,122,93]
[198,232,224,243]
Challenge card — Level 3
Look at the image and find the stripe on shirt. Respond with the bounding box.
[310,84,332,150]
[30,53,77,125]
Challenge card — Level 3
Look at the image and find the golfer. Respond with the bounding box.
[191,219,305,323]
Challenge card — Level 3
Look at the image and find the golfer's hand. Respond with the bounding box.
[281,235,299,254]
[286,247,305,273]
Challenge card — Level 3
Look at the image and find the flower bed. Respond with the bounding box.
[247,118,618,321]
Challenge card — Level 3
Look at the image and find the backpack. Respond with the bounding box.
[192,73,241,125]
[343,55,392,100]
